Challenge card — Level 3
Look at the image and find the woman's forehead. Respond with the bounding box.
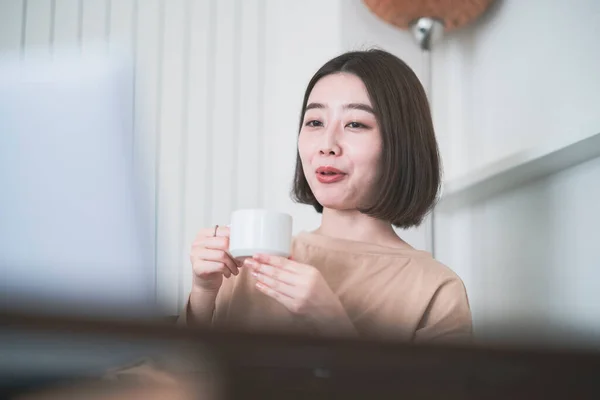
[307,73,372,106]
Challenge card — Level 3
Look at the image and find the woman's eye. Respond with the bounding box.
[346,121,366,129]
[305,120,323,127]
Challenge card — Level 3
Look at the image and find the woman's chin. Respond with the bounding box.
[315,197,355,211]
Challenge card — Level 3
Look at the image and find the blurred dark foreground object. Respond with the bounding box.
[12,378,198,400]
[1,311,600,400]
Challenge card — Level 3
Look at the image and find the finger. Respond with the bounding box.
[195,235,230,251]
[193,260,231,279]
[202,248,239,275]
[251,268,296,296]
[246,259,296,285]
[194,226,230,242]
[193,248,239,276]
[192,236,241,270]
[252,253,286,267]
[252,253,298,274]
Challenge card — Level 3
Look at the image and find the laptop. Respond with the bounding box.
[0,46,156,319]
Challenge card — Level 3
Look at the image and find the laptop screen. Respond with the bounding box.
[0,48,156,319]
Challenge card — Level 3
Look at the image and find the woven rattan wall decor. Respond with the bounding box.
[362,0,495,35]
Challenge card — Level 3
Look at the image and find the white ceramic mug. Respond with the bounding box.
[228,209,293,260]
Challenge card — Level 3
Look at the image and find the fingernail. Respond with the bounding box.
[244,258,257,268]
[251,271,258,278]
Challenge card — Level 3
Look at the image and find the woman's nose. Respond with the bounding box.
[319,127,341,156]
[319,144,340,156]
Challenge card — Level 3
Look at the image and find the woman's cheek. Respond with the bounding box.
[297,133,313,162]
[348,147,381,183]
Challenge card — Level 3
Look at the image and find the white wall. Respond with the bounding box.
[432,0,600,178]
[430,0,600,339]
[440,158,600,337]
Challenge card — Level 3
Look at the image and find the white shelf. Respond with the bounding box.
[437,131,600,212]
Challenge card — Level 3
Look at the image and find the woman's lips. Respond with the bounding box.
[315,166,346,184]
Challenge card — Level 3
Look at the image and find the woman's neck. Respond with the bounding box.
[316,207,409,248]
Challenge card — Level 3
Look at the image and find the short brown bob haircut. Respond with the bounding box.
[291,49,441,229]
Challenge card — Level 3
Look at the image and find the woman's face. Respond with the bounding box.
[298,72,382,211]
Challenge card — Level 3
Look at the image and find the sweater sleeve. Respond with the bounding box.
[413,277,473,344]
[176,277,235,328]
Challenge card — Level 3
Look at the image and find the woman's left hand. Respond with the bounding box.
[245,254,358,337]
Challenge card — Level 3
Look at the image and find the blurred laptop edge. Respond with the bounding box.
[0,45,157,320]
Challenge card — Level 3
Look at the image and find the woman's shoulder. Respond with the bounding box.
[292,231,463,284]
[292,230,426,257]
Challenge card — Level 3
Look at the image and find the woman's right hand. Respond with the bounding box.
[190,225,241,293]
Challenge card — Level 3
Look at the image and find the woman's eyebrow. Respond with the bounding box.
[305,102,325,111]
[344,103,375,114]
[305,102,374,114]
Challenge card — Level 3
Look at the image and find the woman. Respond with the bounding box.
[181,49,472,343]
